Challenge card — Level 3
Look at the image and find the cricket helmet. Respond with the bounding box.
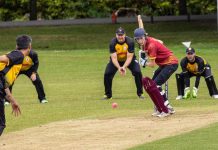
[134,28,147,38]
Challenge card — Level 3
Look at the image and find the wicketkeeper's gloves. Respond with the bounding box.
[139,50,148,68]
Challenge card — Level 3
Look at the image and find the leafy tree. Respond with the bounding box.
[0,0,217,21]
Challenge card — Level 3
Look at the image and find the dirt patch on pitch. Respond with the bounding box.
[1,111,218,150]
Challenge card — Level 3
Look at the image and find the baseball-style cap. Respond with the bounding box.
[186,47,195,54]
[116,27,125,35]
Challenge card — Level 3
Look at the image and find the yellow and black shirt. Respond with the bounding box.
[109,36,135,62]
[180,55,209,75]
[0,50,24,88]
[20,50,38,73]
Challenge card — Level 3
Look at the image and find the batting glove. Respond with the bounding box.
[139,57,147,68]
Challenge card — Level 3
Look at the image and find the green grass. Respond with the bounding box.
[0,20,217,51]
[129,123,218,150]
[1,20,218,149]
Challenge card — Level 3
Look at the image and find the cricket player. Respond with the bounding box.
[4,49,48,105]
[0,35,31,136]
[176,47,218,100]
[102,27,144,100]
[134,28,178,117]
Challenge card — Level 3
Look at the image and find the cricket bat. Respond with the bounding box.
[137,15,145,51]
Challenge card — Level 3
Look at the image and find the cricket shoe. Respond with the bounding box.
[41,99,48,104]
[168,106,175,114]
[4,101,10,106]
[152,111,161,117]
[176,95,183,100]
[138,94,145,100]
[212,95,218,99]
[157,112,170,118]
[102,95,112,100]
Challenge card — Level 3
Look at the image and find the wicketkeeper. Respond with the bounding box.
[176,47,218,100]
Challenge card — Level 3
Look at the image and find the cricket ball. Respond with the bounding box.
[112,102,118,108]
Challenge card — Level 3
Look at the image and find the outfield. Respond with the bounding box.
[0,21,218,149]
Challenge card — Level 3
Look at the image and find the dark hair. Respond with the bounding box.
[16,35,32,50]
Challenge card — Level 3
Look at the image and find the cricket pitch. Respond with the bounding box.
[1,110,218,150]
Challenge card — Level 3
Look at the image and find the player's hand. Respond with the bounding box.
[119,67,126,76]
[11,100,21,117]
[30,73,36,81]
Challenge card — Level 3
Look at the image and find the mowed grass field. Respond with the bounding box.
[1,20,218,149]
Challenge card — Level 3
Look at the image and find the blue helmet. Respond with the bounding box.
[134,28,147,38]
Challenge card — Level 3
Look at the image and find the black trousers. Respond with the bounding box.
[0,75,6,136]
[181,67,212,88]
[152,64,178,103]
[8,71,46,102]
[104,59,143,98]
[0,98,5,136]
[152,64,178,86]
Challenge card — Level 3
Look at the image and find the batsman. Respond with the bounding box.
[135,15,178,117]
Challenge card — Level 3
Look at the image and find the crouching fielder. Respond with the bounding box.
[176,47,218,99]
[134,28,178,117]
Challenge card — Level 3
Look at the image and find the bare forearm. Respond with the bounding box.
[123,54,133,68]
[111,58,120,69]
[111,53,120,69]
[0,55,9,64]
[5,88,15,103]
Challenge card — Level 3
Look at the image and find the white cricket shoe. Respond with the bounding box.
[157,112,170,118]
[41,99,48,104]
[176,95,183,100]
[4,101,10,106]
[168,106,176,114]
[212,95,218,99]
[152,111,161,117]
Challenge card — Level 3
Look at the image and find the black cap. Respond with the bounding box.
[16,35,32,50]
[186,47,195,54]
[116,27,125,35]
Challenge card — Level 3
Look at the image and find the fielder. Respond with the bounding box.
[134,27,178,117]
[102,27,144,100]
[4,49,48,105]
[0,35,31,135]
[176,47,218,100]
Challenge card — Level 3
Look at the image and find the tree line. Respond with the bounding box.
[0,0,216,21]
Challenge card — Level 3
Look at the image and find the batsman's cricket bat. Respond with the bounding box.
[137,15,144,29]
[137,15,145,51]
